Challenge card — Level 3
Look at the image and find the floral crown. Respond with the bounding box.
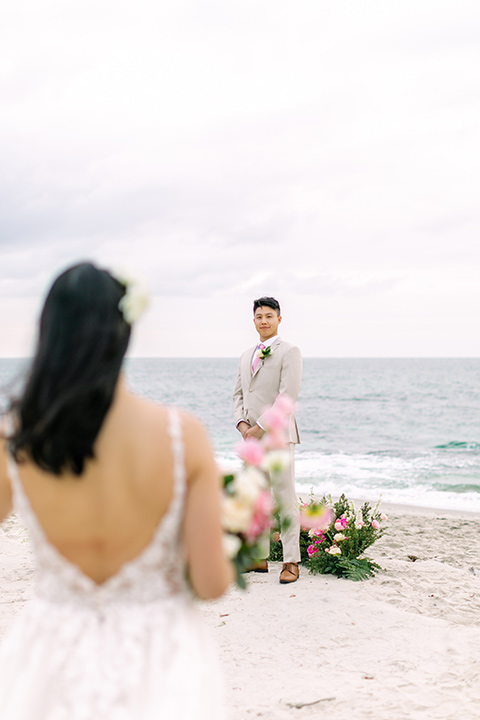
[111,269,150,325]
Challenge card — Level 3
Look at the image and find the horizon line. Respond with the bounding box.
[0,356,479,361]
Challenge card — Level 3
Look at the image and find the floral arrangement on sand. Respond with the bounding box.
[222,395,295,588]
[270,492,387,581]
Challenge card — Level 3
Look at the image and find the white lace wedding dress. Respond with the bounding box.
[0,409,224,720]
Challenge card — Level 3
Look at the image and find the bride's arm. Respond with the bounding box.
[182,412,234,600]
[0,421,13,522]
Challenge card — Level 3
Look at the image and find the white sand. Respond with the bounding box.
[200,502,480,719]
[2,504,480,719]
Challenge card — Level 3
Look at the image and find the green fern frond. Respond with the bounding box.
[337,558,380,581]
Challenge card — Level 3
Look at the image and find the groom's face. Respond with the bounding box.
[254,306,282,341]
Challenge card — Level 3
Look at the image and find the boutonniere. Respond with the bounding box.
[259,345,272,361]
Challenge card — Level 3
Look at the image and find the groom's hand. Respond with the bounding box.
[237,421,250,438]
[244,424,264,440]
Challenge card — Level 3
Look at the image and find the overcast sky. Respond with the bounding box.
[1,0,479,358]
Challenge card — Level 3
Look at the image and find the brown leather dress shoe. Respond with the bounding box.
[279,562,299,584]
[244,559,268,573]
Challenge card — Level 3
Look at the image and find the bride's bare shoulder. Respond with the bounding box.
[127,395,207,439]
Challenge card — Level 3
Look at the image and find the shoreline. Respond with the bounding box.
[296,488,480,520]
[374,498,480,519]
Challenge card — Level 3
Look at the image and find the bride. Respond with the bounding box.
[0,262,233,719]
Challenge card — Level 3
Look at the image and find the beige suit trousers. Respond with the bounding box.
[256,443,301,563]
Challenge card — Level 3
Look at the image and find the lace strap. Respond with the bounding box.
[3,414,20,495]
[167,408,186,505]
[2,416,36,523]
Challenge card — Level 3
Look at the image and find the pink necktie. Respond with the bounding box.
[252,343,265,373]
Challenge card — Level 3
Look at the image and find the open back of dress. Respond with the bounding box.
[0,408,223,720]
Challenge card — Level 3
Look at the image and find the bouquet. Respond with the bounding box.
[222,395,295,588]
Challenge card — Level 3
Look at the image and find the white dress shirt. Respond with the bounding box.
[251,335,279,369]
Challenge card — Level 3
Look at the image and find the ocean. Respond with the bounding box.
[1,357,479,512]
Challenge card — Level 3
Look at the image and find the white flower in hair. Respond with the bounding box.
[112,268,150,324]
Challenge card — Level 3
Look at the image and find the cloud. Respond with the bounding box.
[0,0,479,356]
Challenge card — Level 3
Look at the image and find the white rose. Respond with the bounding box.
[261,450,290,475]
[334,533,346,542]
[222,533,242,559]
[222,496,253,533]
[326,545,342,555]
[232,466,267,503]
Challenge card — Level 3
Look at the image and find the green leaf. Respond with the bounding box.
[336,558,380,581]
[223,474,235,488]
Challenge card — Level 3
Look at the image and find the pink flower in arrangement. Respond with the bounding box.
[246,491,273,542]
[300,505,334,531]
[371,519,380,530]
[380,513,388,522]
[236,438,265,467]
[334,517,348,531]
[307,544,319,558]
[271,531,281,543]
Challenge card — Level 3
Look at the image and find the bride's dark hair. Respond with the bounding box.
[9,262,131,476]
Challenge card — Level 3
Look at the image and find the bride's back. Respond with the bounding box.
[1,262,231,601]
[11,389,178,585]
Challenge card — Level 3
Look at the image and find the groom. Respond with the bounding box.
[233,297,302,584]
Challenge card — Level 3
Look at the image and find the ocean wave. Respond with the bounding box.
[435,441,480,451]
[296,479,480,513]
[216,447,480,512]
[431,482,480,494]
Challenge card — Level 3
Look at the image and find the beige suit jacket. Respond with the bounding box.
[233,337,302,444]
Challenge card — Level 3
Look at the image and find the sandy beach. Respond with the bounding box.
[2,503,480,719]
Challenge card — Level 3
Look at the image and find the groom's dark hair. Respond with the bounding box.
[253,297,281,315]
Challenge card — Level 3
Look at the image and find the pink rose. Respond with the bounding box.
[274,394,296,416]
[246,490,273,542]
[380,513,388,522]
[260,394,296,435]
[371,519,380,530]
[263,428,288,450]
[307,544,319,558]
[236,438,265,466]
[261,405,288,432]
